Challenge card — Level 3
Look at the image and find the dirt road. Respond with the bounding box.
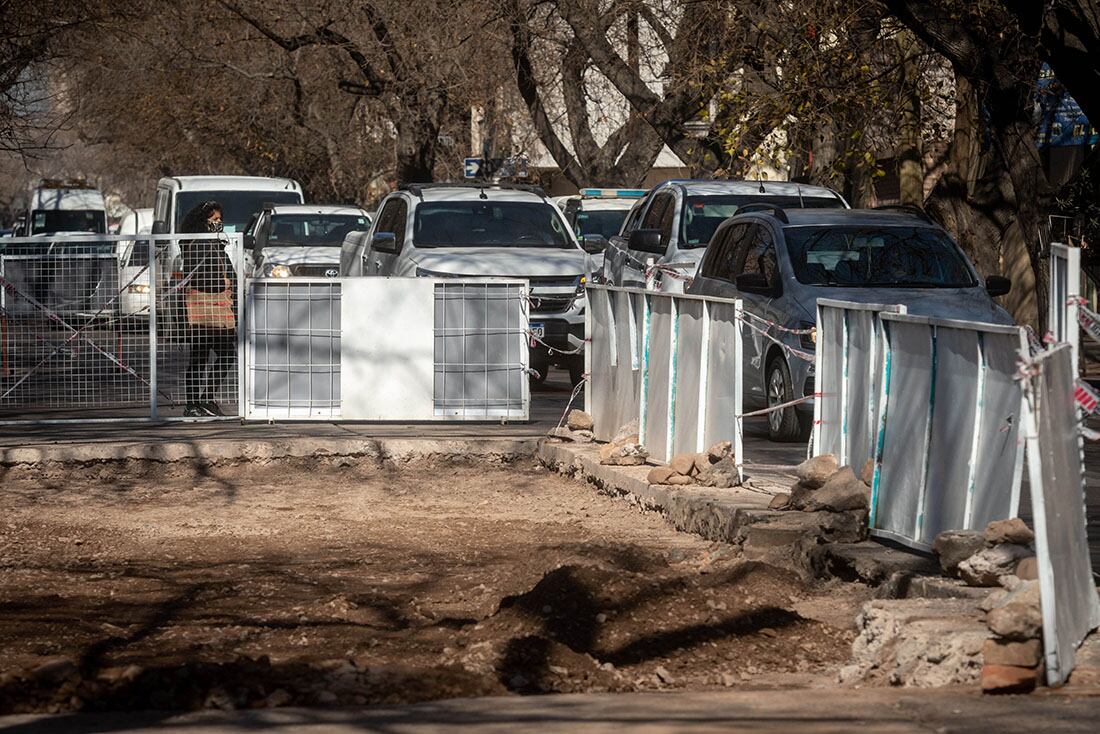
[0,455,867,713]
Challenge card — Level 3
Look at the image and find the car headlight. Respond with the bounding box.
[127,284,150,294]
[267,264,291,278]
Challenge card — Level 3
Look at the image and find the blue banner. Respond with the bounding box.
[1037,65,1099,149]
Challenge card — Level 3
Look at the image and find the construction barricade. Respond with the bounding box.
[1021,343,1100,686]
[0,232,244,420]
[246,277,529,421]
[585,284,743,476]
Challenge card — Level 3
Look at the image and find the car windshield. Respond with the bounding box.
[784,225,976,287]
[31,209,105,234]
[267,214,370,246]
[176,190,302,233]
[681,194,844,247]
[574,208,629,239]
[414,201,574,248]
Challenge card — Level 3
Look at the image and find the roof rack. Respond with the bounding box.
[399,182,547,199]
[735,203,789,223]
[872,204,932,223]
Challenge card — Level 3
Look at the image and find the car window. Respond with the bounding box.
[700,223,747,282]
[574,209,630,239]
[267,214,370,246]
[738,225,779,288]
[783,225,977,287]
[620,200,644,235]
[641,193,673,231]
[375,198,408,247]
[680,194,845,248]
[413,201,572,248]
[175,190,302,233]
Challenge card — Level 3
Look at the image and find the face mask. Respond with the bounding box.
[206,219,224,233]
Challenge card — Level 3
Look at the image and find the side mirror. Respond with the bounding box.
[735,272,772,294]
[151,220,168,235]
[372,231,398,254]
[628,228,664,255]
[986,275,1011,297]
[244,233,256,250]
[581,234,608,254]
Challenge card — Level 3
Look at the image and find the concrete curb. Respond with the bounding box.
[0,437,540,466]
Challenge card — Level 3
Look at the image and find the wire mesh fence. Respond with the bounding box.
[0,233,242,420]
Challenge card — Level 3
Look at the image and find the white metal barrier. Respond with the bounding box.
[870,312,1028,550]
[1022,343,1100,686]
[585,285,743,475]
[0,232,244,420]
[1049,243,1081,364]
[246,277,530,421]
[812,299,905,472]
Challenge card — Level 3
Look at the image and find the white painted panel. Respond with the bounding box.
[340,278,435,420]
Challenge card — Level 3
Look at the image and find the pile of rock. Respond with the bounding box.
[931,518,1044,693]
[644,441,739,488]
[597,420,648,466]
[545,410,597,444]
[769,454,872,515]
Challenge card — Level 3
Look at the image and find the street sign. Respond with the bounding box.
[463,157,483,179]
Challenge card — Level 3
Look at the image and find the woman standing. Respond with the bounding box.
[179,201,235,417]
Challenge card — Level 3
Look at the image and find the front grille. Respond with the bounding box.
[529,294,575,314]
[293,264,341,278]
[528,275,580,289]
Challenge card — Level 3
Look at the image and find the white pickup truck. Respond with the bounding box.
[245,204,371,278]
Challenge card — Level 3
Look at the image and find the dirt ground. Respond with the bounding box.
[0,455,870,714]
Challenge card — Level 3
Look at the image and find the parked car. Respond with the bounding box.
[19,180,108,236]
[116,207,155,319]
[245,204,371,278]
[340,183,589,384]
[604,180,848,292]
[687,206,1013,442]
[560,188,647,278]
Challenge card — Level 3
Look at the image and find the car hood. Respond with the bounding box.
[409,247,587,277]
[793,283,1014,326]
[258,246,341,266]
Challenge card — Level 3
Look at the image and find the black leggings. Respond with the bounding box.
[185,327,236,404]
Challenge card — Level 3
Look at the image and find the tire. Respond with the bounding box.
[766,356,810,443]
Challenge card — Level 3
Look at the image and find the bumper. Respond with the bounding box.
[528,317,584,358]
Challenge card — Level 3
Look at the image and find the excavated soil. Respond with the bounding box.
[0,456,868,713]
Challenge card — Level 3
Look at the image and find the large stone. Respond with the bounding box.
[666,474,693,486]
[860,458,875,486]
[985,518,1034,546]
[693,453,712,475]
[986,580,1042,640]
[1015,556,1039,581]
[958,544,1033,587]
[932,529,987,578]
[707,441,733,462]
[647,466,676,485]
[31,657,78,684]
[566,410,594,431]
[787,481,816,510]
[981,663,1040,694]
[697,455,741,488]
[794,454,838,489]
[799,466,870,512]
[600,442,648,466]
[669,452,700,476]
[768,493,791,510]
[982,638,1042,667]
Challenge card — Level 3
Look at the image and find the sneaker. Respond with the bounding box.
[201,402,224,417]
[183,404,204,417]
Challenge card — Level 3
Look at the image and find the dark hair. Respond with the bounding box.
[180,201,222,234]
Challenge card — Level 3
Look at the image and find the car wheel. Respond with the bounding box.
[766,356,810,443]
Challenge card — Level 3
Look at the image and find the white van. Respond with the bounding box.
[151,175,303,236]
[23,181,108,236]
[117,208,154,318]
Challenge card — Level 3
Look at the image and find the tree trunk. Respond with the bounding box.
[896,33,924,206]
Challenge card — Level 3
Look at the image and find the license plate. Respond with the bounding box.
[530,322,545,347]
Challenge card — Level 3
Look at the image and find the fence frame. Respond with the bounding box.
[1049,242,1081,366]
[0,232,244,423]
[869,311,1028,550]
[585,284,743,478]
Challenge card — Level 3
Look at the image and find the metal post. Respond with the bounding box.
[638,292,652,448]
[584,285,592,416]
[666,295,679,459]
[236,235,247,418]
[733,299,744,483]
[148,236,158,420]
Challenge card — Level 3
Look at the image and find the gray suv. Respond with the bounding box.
[687,206,1013,442]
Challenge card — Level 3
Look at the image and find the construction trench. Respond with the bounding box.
[0,425,1096,716]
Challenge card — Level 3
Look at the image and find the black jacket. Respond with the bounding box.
[181,238,233,294]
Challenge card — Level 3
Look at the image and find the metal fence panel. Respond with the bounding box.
[702,300,743,469]
[587,288,643,441]
[1023,344,1100,686]
[873,313,1027,550]
[0,233,242,421]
